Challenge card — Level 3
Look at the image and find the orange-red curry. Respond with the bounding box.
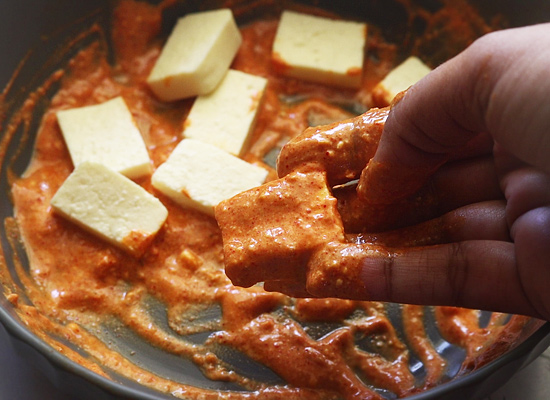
[2,0,533,399]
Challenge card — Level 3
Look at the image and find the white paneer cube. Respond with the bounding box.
[51,162,168,256]
[373,56,431,105]
[183,69,267,156]
[56,97,151,180]
[272,10,367,89]
[147,9,242,101]
[152,139,268,216]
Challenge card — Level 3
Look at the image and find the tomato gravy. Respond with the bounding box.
[2,1,535,399]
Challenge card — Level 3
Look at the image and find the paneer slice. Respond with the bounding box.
[373,56,431,106]
[215,170,345,288]
[147,8,242,101]
[152,139,268,216]
[56,97,151,180]
[50,162,168,256]
[272,10,367,89]
[183,69,267,156]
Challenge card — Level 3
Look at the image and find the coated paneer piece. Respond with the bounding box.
[215,170,345,288]
[276,107,389,185]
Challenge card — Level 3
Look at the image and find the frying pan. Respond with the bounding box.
[1,1,550,399]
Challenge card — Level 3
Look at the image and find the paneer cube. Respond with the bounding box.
[147,8,242,101]
[50,162,168,256]
[215,170,345,287]
[373,56,431,106]
[151,139,268,216]
[183,69,267,156]
[272,10,367,89]
[56,97,151,180]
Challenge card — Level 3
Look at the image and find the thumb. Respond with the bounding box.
[357,48,487,204]
[359,23,550,205]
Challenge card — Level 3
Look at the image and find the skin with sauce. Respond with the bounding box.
[2,0,532,399]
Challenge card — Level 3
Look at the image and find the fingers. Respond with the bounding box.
[266,199,513,300]
[264,208,519,313]
[503,166,550,226]
[432,155,502,215]
[512,206,550,319]
[420,201,510,243]
[497,149,550,319]
[494,145,550,226]
[337,155,504,233]
[306,240,540,318]
[352,200,510,247]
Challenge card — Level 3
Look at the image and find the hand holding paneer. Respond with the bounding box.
[359,23,550,320]
[217,23,550,321]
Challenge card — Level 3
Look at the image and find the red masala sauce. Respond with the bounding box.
[1,0,534,399]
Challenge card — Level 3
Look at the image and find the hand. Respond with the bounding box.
[217,23,550,320]
[358,23,550,320]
